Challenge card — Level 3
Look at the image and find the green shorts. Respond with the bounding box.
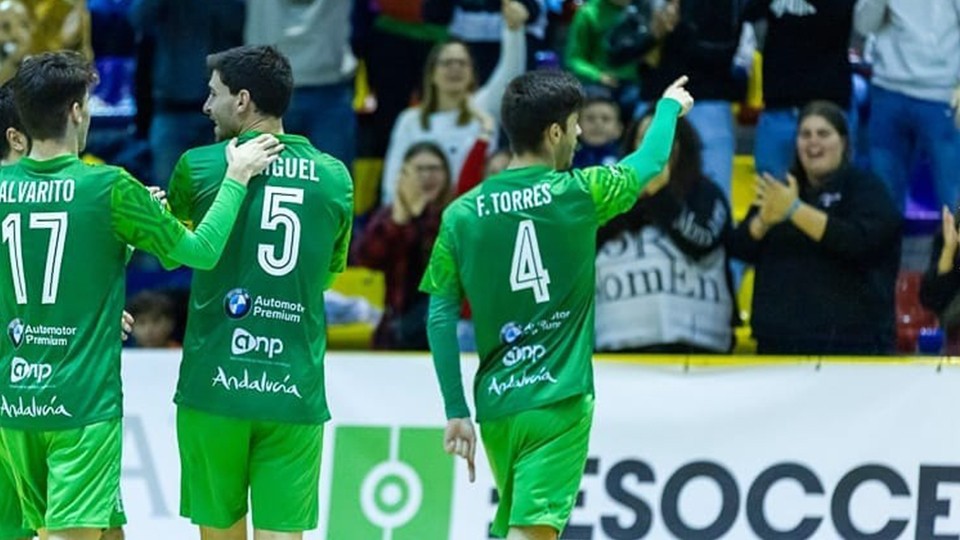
[0,419,126,532]
[0,436,33,540]
[480,394,595,538]
[177,406,324,532]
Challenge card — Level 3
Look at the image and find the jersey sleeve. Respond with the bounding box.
[110,170,247,270]
[328,163,355,277]
[419,219,464,300]
[579,165,642,226]
[110,170,187,255]
[167,153,196,229]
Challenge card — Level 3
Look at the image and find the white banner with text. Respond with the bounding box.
[118,352,960,539]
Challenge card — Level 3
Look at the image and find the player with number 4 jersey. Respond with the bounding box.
[0,52,280,540]
[166,46,353,539]
[420,71,694,539]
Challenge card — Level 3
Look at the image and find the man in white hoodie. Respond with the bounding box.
[855,0,960,213]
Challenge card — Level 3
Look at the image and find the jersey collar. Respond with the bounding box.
[18,154,80,173]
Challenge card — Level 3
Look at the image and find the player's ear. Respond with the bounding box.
[69,101,84,125]
[236,89,252,113]
[547,122,563,146]
[6,128,26,154]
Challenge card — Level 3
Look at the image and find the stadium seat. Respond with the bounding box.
[327,267,385,349]
[351,158,383,217]
[895,270,938,353]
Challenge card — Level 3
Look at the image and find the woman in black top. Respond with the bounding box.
[729,101,901,355]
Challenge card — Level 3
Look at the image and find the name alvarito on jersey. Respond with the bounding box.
[0,179,75,204]
[266,157,320,182]
[475,183,553,217]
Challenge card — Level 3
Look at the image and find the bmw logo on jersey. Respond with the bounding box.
[224,288,252,319]
[499,321,523,345]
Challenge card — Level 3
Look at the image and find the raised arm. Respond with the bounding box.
[471,3,528,123]
[565,9,605,83]
[113,135,282,270]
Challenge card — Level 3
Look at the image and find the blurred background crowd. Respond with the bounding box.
[11,0,960,356]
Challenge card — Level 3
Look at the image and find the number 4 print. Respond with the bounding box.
[510,220,551,303]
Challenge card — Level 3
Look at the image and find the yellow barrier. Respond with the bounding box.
[731,154,755,222]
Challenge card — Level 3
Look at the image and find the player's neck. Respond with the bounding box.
[509,152,554,171]
[241,116,284,136]
[27,138,78,161]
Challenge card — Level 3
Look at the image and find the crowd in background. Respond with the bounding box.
[8,0,960,355]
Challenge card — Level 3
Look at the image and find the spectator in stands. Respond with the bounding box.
[0,0,32,83]
[919,207,960,353]
[128,0,244,186]
[246,0,357,166]
[596,114,737,353]
[573,94,623,169]
[380,0,527,205]
[450,0,546,82]
[745,0,856,180]
[608,0,747,200]
[352,0,454,158]
[354,142,453,350]
[564,0,638,106]
[27,0,93,58]
[854,0,960,214]
[128,290,181,348]
[729,101,900,354]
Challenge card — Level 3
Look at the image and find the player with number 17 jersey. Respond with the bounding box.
[169,131,352,424]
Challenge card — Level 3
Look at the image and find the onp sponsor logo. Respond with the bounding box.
[10,356,52,384]
[231,328,284,359]
[327,426,454,540]
[502,344,546,367]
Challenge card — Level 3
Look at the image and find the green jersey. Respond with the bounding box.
[420,164,642,421]
[0,156,194,430]
[170,133,353,424]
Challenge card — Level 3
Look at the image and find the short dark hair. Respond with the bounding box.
[0,83,26,161]
[583,94,619,111]
[128,290,176,320]
[501,70,584,155]
[11,51,97,141]
[206,45,293,118]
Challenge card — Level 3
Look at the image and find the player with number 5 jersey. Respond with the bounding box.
[166,46,353,539]
[420,71,694,539]
[0,52,280,540]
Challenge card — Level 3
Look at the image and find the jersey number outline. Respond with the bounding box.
[510,220,551,303]
[257,186,304,277]
[2,212,68,304]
